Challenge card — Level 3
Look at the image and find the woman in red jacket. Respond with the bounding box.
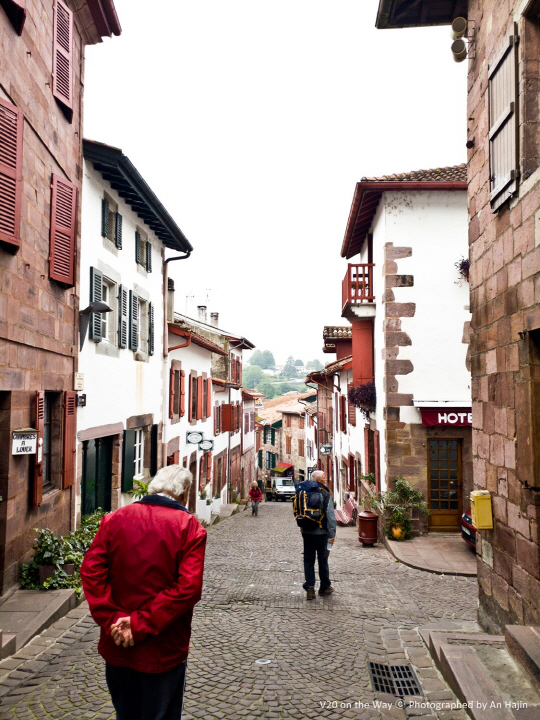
[81,465,206,720]
[248,480,263,516]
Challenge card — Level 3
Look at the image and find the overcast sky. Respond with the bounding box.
[84,0,467,366]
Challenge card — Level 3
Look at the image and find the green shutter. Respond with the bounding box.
[271,428,275,445]
[118,285,128,349]
[146,242,152,272]
[115,212,122,249]
[135,231,141,264]
[150,424,158,477]
[258,450,262,469]
[272,454,276,469]
[148,302,154,356]
[129,290,139,351]
[89,267,103,342]
[101,198,109,237]
[121,429,136,491]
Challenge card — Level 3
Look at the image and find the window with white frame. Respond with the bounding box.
[134,428,144,478]
[138,298,148,354]
[101,278,117,345]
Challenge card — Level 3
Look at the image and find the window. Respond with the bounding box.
[135,230,152,272]
[169,362,185,422]
[0,97,23,249]
[286,436,291,454]
[138,298,146,353]
[285,415,292,428]
[251,412,255,431]
[101,279,117,344]
[101,196,122,249]
[134,428,144,479]
[214,404,221,434]
[244,413,249,434]
[128,292,154,357]
[191,374,198,420]
[347,384,357,427]
[298,439,305,458]
[49,174,77,286]
[42,394,53,492]
[299,416,305,430]
[52,0,73,120]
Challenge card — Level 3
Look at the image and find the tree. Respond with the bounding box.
[294,359,303,366]
[306,359,323,371]
[257,381,277,399]
[249,350,265,367]
[243,365,264,388]
[281,356,297,378]
[262,350,275,369]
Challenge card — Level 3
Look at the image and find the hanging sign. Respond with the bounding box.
[421,408,472,427]
[12,429,37,455]
[199,439,213,451]
[187,431,203,444]
[320,443,333,456]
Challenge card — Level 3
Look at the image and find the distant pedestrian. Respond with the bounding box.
[293,470,336,600]
[249,480,263,516]
[80,465,206,720]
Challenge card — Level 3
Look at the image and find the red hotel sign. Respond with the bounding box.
[421,408,472,427]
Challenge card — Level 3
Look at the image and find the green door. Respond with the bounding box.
[82,437,113,515]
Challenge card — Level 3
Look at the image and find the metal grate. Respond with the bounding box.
[368,662,422,697]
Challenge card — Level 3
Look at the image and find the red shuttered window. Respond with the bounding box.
[49,174,77,286]
[62,391,77,488]
[299,439,305,458]
[52,0,73,120]
[340,395,347,433]
[206,379,212,420]
[286,436,291,454]
[0,98,23,249]
[169,367,177,419]
[180,370,186,417]
[221,404,233,432]
[32,391,45,508]
[347,384,356,427]
[197,377,203,420]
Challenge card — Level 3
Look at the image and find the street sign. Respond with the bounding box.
[320,443,332,456]
[199,439,213,451]
[187,431,203,444]
[12,429,37,456]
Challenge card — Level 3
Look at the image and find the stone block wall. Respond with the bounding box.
[468,0,540,632]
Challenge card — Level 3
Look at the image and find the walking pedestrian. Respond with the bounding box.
[248,480,263,516]
[293,470,336,600]
[80,465,206,720]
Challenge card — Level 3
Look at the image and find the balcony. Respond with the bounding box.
[342,264,375,321]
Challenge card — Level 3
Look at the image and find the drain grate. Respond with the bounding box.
[368,662,422,697]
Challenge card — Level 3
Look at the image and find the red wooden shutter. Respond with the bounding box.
[364,425,370,475]
[188,372,194,422]
[374,429,381,492]
[340,395,347,432]
[299,439,304,457]
[214,405,219,435]
[347,384,356,426]
[49,174,77,286]
[286,436,291,454]
[169,367,176,419]
[0,97,23,249]
[221,404,233,432]
[1,0,27,34]
[197,377,203,420]
[207,452,212,483]
[62,390,77,488]
[52,0,74,118]
[238,360,242,385]
[180,370,186,416]
[206,379,212,419]
[32,391,45,508]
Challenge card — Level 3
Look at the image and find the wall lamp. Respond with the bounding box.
[451,17,468,62]
[79,301,112,350]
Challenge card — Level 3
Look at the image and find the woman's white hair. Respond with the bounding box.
[148,465,192,499]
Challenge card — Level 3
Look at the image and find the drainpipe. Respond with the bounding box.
[227,385,232,504]
[168,325,192,352]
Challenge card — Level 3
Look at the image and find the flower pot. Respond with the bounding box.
[390,524,406,541]
[63,563,75,575]
[358,511,378,546]
[38,565,56,585]
[211,498,221,514]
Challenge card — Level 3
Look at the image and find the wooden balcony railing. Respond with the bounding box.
[342,263,375,311]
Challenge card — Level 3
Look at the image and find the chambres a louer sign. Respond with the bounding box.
[420,408,472,427]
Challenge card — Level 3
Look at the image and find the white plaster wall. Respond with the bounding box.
[78,161,165,433]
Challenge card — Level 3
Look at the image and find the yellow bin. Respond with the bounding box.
[470,490,493,530]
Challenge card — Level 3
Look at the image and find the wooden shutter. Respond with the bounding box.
[101,198,109,237]
[148,302,154,355]
[340,395,347,431]
[374,429,381,492]
[271,428,275,445]
[238,360,242,385]
[49,174,77,285]
[286,436,291,454]
[52,0,73,118]
[135,231,141,264]
[180,370,186,416]
[489,29,519,211]
[206,379,212,419]
[299,439,304,457]
[32,391,45,508]
[118,284,128,348]
[0,98,23,249]
[115,212,122,248]
[0,0,26,34]
[197,376,203,420]
[221,404,233,432]
[62,391,76,488]
[150,424,158,477]
[89,267,103,342]
[121,429,136,492]
[146,242,152,272]
[214,404,220,435]
[188,372,194,422]
[129,291,139,351]
[347,384,356,426]
[169,367,177,418]
[206,452,212,484]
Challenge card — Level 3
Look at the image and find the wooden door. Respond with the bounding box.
[427,439,462,531]
[82,437,112,515]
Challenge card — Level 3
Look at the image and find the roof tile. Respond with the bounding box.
[361,164,466,183]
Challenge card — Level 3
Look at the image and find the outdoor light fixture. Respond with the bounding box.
[79,301,112,350]
[451,17,468,62]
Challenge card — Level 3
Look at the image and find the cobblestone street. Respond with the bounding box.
[0,503,479,720]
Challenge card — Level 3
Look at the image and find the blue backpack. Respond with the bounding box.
[293,480,327,529]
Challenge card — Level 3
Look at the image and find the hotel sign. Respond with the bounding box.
[421,408,472,427]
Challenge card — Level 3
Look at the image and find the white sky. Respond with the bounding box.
[84,0,467,366]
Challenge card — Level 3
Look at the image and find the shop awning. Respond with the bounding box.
[273,463,293,474]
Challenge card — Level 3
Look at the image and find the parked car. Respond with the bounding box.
[461,508,476,548]
[265,477,295,502]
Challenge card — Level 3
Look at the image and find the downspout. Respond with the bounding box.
[227,385,232,504]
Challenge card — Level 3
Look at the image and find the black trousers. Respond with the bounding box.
[106,662,187,720]
[302,533,330,591]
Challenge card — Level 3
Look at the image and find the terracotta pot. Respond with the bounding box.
[38,565,56,585]
[390,524,406,540]
[358,510,378,546]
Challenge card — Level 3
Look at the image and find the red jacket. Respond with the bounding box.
[80,495,206,673]
[249,486,263,502]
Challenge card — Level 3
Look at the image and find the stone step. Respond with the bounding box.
[505,626,540,689]
[0,632,15,660]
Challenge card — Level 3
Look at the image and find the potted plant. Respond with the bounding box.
[348,383,376,419]
[211,493,221,514]
[30,529,65,585]
[372,476,430,541]
[455,256,470,284]
[196,490,212,524]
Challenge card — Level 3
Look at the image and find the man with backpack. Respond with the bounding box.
[293,470,336,600]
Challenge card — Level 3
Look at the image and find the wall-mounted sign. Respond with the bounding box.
[74,373,84,391]
[320,443,333,456]
[12,429,37,456]
[187,431,203,444]
[199,440,213,451]
[307,466,317,478]
[421,408,472,427]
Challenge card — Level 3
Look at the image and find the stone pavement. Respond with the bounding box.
[384,534,477,576]
[0,502,480,720]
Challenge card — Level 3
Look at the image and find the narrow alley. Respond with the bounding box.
[0,504,478,720]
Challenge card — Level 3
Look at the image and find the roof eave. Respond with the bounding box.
[375,0,466,29]
[87,0,122,38]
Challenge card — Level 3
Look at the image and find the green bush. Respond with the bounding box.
[19,509,107,595]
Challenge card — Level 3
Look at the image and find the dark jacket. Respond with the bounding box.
[80,495,207,673]
[301,482,336,539]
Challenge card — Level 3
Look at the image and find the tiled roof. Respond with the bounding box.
[323,326,352,339]
[259,391,316,425]
[262,390,315,410]
[324,355,353,374]
[361,164,467,183]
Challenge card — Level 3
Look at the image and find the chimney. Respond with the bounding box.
[167,278,175,323]
[197,305,207,323]
[210,312,219,328]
